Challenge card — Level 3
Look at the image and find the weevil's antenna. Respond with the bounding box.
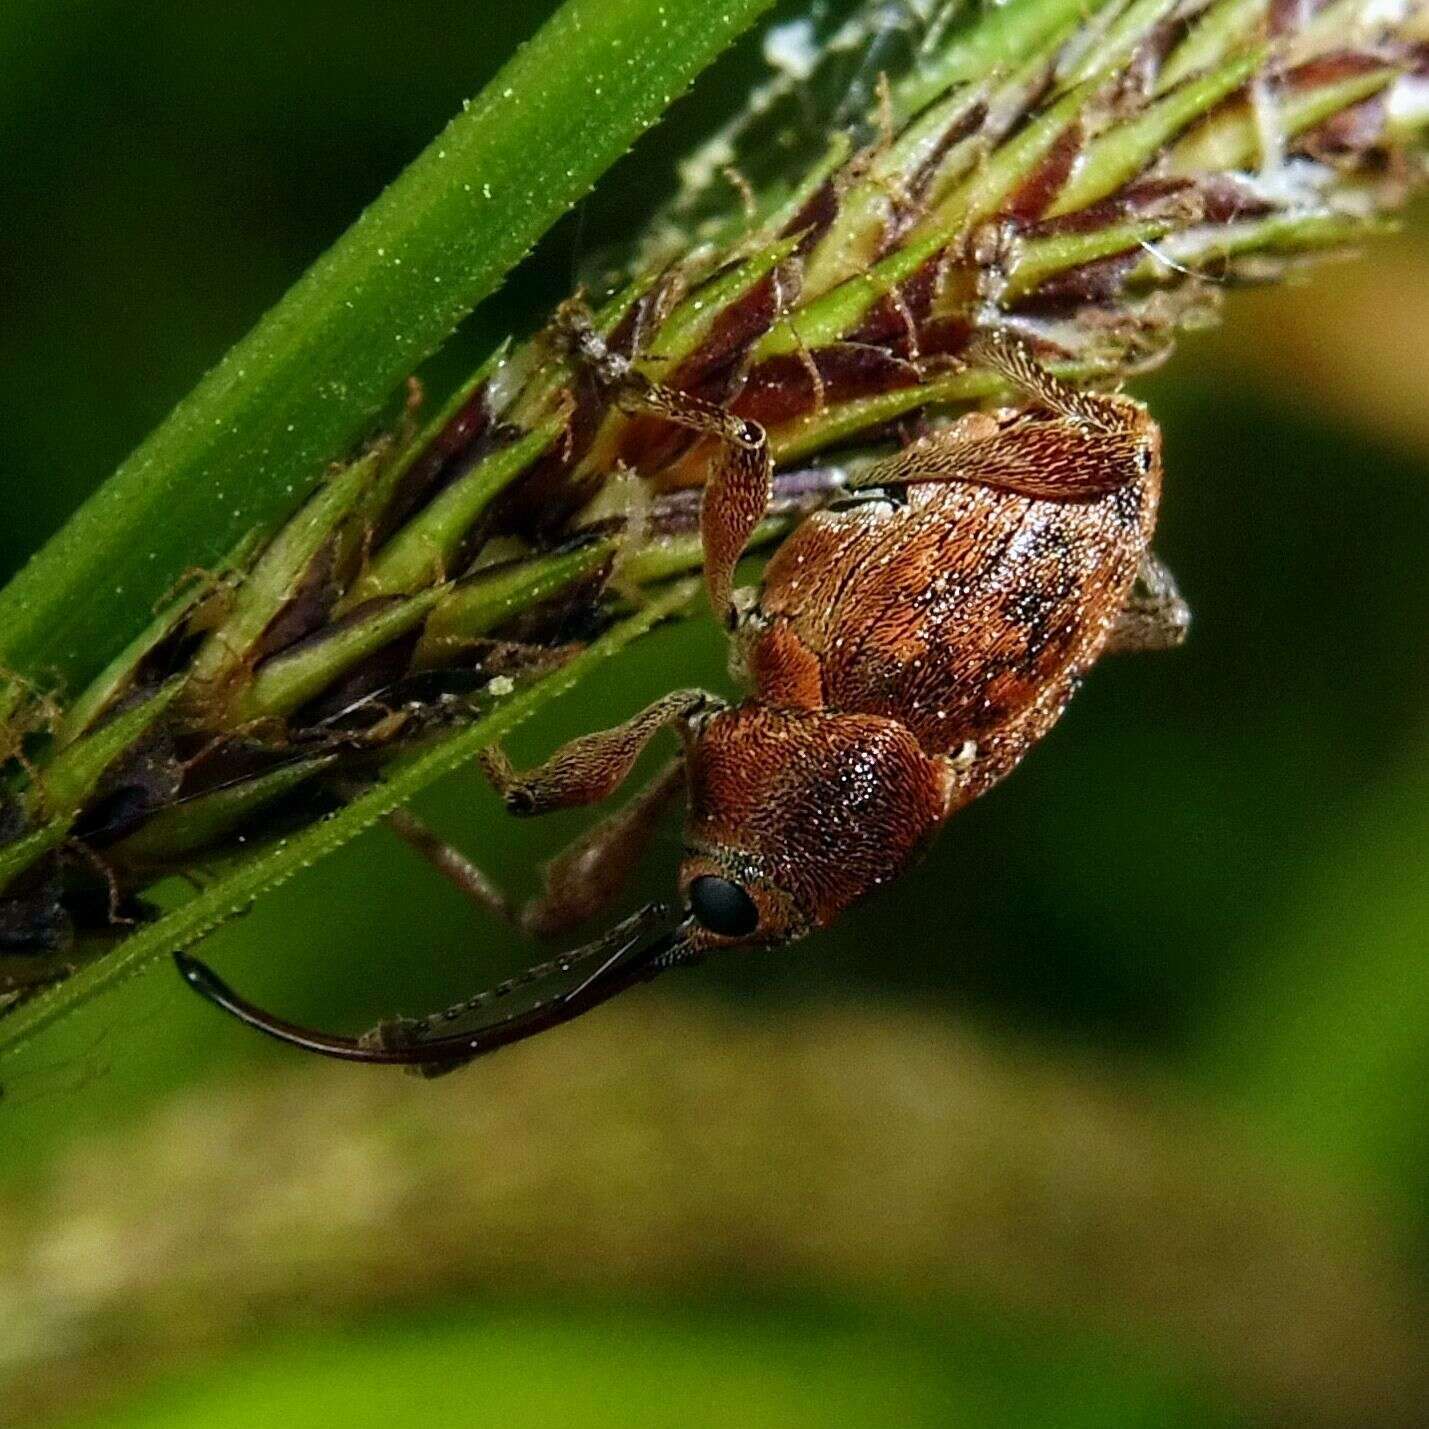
[174,904,698,1069]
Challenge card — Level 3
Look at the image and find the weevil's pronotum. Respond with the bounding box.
[177,330,1189,1068]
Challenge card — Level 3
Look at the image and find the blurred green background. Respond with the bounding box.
[1,3,1426,1426]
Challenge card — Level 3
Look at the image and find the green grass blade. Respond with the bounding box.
[0,0,775,698]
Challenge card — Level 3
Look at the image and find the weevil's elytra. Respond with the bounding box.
[177,333,1189,1069]
[751,466,1153,762]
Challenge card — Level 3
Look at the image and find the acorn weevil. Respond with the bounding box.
[176,331,1188,1069]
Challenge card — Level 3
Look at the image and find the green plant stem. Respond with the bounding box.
[0,0,775,698]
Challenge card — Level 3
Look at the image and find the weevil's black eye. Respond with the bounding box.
[689,876,759,939]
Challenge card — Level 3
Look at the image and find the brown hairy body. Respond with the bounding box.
[685,377,1164,938]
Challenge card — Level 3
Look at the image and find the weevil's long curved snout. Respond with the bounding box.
[174,903,697,1069]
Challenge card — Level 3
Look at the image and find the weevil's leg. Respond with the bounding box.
[522,756,686,937]
[850,327,1164,505]
[385,806,518,927]
[323,769,516,925]
[64,840,135,927]
[375,693,698,939]
[387,758,687,941]
[858,412,1156,503]
[1105,552,1191,654]
[618,382,773,625]
[702,422,775,626]
[553,301,773,623]
[479,688,719,816]
[966,330,1140,434]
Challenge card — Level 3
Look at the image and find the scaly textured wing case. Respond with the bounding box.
[752,472,1156,755]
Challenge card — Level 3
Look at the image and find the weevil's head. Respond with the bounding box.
[677,702,949,950]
